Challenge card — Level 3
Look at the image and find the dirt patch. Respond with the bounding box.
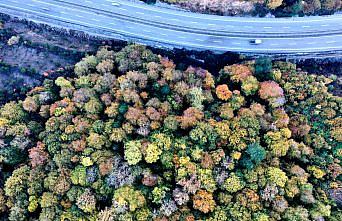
[0,13,107,73]
[0,13,126,104]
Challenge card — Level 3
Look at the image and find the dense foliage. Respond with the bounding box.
[0,45,341,220]
[159,0,341,17]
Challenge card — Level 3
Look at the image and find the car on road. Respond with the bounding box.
[111,2,121,7]
[250,39,263,45]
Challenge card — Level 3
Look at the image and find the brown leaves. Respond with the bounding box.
[28,142,49,168]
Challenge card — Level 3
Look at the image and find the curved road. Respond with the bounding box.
[0,0,341,54]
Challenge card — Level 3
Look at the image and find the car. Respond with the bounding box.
[111,2,121,7]
[250,39,263,45]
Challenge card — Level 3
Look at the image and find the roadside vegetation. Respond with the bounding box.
[154,0,341,17]
[0,44,340,220]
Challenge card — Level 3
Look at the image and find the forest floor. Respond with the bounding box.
[0,13,125,104]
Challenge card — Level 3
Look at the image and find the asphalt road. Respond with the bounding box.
[0,0,341,54]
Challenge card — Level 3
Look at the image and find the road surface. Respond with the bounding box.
[0,0,341,54]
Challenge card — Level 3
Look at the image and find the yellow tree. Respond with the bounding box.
[267,0,283,9]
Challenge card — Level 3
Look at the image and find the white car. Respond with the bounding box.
[111,2,121,7]
[250,39,263,45]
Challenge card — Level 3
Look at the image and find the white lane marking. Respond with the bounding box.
[270,43,279,46]
[109,22,116,25]
[307,42,316,45]
[191,21,198,24]
[34,0,340,26]
[213,40,222,43]
[195,39,205,42]
[11,0,341,39]
[232,42,241,45]
[263,27,272,29]
[142,29,151,33]
[26,3,36,7]
[60,11,67,14]
[160,33,168,36]
[244,26,252,28]
[2,4,342,52]
[136,12,145,15]
[282,26,290,29]
[9,0,19,3]
[23,0,79,13]
[101,4,110,7]
[106,0,121,4]
[91,18,100,22]
[85,0,93,3]
[178,36,187,39]
[8,1,342,42]
[15,3,342,42]
[208,24,216,26]
[170,18,180,21]
[288,43,297,45]
[127,26,134,29]
[28,0,342,26]
[302,25,311,28]
[321,24,329,27]
[75,14,84,18]
[117,0,342,23]
[2,2,342,49]
[326,41,337,44]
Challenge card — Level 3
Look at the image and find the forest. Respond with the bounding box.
[0,44,340,220]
